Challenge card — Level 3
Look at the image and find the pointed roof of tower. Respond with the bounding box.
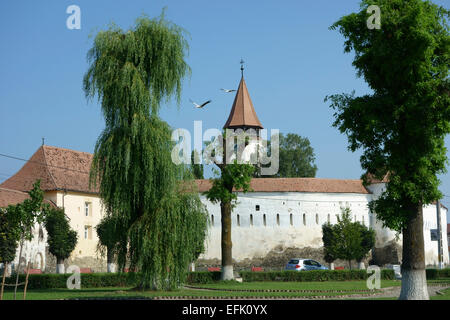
[224,76,263,130]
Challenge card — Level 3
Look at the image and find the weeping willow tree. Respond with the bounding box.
[83,13,208,290]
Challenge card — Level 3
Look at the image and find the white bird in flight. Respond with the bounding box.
[190,99,212,109]
[221,88,236,93]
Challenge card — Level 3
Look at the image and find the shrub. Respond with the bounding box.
[239,269,395,282]
[185,271,222,284]
[4,272,140,289]
[426,268,450,280]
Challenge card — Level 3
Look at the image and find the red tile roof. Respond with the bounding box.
[364,172,390,184]
[1,146,370,196]
[0,145,96,194]
[195,178,370,194]
[0,187,55,208]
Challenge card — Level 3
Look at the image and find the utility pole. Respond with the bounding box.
[436,200,444,269]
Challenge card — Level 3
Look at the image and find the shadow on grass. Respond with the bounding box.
[66,296,153,300]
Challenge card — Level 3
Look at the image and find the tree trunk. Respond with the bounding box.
[23,261,31,300]
[348,260,352,270]
[56,258,65,274]
[221,200,233,280]
[107,250,116,273]
[399,203,429,300]
[14,238,24,300]
[0,262,7,300]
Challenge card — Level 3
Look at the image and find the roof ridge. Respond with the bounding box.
[43,144,93,156]
[196,177,365,182]
[41,145,59,190]
[0,187,28,194]
[240,77,246,125]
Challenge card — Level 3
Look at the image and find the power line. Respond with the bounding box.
[0,152,90,175]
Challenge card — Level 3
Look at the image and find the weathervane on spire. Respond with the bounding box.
[240,58,245,77]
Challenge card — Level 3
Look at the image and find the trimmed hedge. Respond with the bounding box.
[11,268,450,288]
[426,268,450,280]
[239,269,396,282]
[186,271,222,284]
[4,273,140,289]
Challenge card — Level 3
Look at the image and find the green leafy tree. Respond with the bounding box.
[84,13,208,290]
[259,133,317,178]
[43,207,77,273]
[334,208,364,269]
[321,222,339,265]
[205,131,255,280]
[277,133,317,178]
[0,209,18,265]
[325,0,449,299]
[191,150,204,179]
[322,208,375,269]
[96,215,124,272]
[0,181,46,299]
[354,223,376,265]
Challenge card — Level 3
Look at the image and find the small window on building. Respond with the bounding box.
[38,226,44,241]
[84,226,92,240]
[327,214,330,224]
[85,202,92,217]
[263,214,267,227]
[237,215,240,227]
[316,214,319,225]
[276,214,280,226]
[250,214,253,226]
[211,215,214,227]
[362,216,365,225]
[255,205,260,211]
[303,213,306,226]
[290,214,293,226]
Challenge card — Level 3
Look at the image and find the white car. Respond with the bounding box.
[285,258,329,271]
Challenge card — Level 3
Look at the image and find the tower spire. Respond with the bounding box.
[223,65,263,130]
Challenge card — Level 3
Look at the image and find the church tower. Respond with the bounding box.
[222,61,264,170]
[223,62,263,131]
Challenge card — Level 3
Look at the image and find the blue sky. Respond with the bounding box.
[0,0,449,214]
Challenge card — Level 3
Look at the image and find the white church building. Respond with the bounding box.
[0,74,448,272]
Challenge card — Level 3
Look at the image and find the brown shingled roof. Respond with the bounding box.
[0,145,97,194]
[364,172,390,184]
[1,146,370,196]
[224,77,263,129]
[0,187,56,208]
[196,178,370,194]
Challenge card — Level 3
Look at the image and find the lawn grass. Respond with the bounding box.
[0,287,380,300]
[0,279,448,300]
[191,280,401,291]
